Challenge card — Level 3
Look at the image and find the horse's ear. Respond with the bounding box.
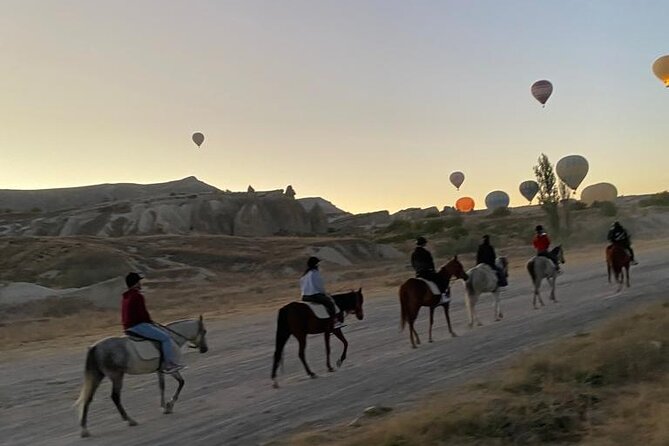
[454,254,459,260]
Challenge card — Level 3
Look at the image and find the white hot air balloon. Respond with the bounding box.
[652,55,669,87]
[556,155,589,191]
[485,190,510,210]
[449,171,465,190]
[531,80,553,107]
[192,132,205,148]
[580,182,618,205]
[519,180,539,203]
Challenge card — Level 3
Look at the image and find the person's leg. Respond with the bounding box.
[129,323,177,367]
[304,294,336,319]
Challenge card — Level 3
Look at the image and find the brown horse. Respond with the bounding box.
[607,243,630,291]
[271,289,364,388]
[399,257,468,348]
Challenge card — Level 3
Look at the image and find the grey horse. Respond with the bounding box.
[527,246,565,308]
[464,257,509,327]
[74,316,208,438]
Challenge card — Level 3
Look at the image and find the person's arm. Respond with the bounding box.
[313,271,326,294]
[427,251,436,270]
[136,293,153,323]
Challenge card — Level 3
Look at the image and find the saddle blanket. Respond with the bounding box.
[297,301,341,320]
[416,278,441,295]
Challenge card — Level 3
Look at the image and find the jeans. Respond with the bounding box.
[127,323,177,365]
[302,293,337,318]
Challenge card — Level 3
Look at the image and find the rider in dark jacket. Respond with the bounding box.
[607,221,637,264]
[476,235,507,287]
[411,236,449,303]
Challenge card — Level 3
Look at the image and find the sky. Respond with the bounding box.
[1,0,667,213]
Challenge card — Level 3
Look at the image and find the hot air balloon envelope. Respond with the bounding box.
[192,132,205,147]
[556,155,589,190]
[652,55,669,87]
[580,183,618,205]
[531,80,553,106]
[485,191,510,210]
[519,180,539,203]
[449,171,465,190]
[455,197,475,213]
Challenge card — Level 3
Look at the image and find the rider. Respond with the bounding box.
[476,235,507,287]
[122,273,184,374]
[300,257,343,328]
[608,221,638,265]
[411,236,450,304]
[533,225,561,273]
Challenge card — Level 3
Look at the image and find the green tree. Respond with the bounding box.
[533,154,560,234]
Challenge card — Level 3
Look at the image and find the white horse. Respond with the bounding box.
[74,316,208,438]
[527,246,565,308]
[464,257,508,328]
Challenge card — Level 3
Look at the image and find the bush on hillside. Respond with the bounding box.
[639,191,669,207]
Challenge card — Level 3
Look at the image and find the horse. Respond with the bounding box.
[606,243,630,291]
[271,289,364,388]
[74,316,209,438]
[527,246,565,308]
[464,257,509,328]
[399,257,469,348]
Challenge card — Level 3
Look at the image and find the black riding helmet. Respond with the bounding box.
[535,225,544,233]
[307,256,320,269]
[416,236,427,246]
[125,272,143,288]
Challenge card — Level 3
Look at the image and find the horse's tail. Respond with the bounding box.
[527,260,536,284]
[399,284,409,331]
[272,306,291,379]
[74,345,103,419]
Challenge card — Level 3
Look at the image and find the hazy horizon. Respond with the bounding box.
[2,0,668,214]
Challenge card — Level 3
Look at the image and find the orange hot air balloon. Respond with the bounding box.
[455,197,475,213]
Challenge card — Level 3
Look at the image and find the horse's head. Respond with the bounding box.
[333,289,364,320]
[441,255,469,281]
[168,316,208,353]
[496,256,509,277]
[554,245,565,264]
[351,288,364,320]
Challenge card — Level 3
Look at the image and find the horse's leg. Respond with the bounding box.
[626,265,630,288]
[465,294,474,328]
[443,303,457,337]
[607,262,611,283]
[472,295,482,326]
[409,304,421,347]
[428,306,435,343]
[297,333,316,378]
[537,279,546,306]
[549,277,557,302]
[157,372,166,408]
[333,328,348,368]
[109,372,137,427]
[164,372,185,414]
[494,290,503,321]
[324,331,334,372]
[79,372,104,438]
[271,310,292,388]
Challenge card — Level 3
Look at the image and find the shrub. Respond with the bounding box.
[639,191,669,207]
[570,201,588,211]
[487,207,511,218]
[591,201,617,217]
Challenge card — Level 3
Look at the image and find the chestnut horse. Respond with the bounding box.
[399,257,468,348]
[607,243,630,291]
[271,289,364,388]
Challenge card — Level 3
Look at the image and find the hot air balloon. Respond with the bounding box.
[652,55,669,87]
[519,180,539,203]
[192,132,205,148]
[450,171,465,190]
[556,155,589,190]
[455,197,475,213]
[485,191,510,210]
[531,80,553,107]
[580,183,618,205]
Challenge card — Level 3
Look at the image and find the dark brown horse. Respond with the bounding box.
[271,289,364,388]
[607,243,630,291]
[399,257,468,348]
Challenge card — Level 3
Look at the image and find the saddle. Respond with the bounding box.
[125,333,163,361]
[297,301,341,320]
[416,278,441,296]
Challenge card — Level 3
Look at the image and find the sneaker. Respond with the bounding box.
[162,363,185,374]
[439,293,451,305]
[333,322,347,330]
[631,260,639,265]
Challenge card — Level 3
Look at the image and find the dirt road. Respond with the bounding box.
[1,247,667,446]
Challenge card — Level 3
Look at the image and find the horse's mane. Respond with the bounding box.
[332,290,360,309]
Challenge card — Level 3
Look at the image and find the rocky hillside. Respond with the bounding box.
[0,178,328,237]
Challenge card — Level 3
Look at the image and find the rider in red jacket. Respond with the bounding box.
[533,225,560,272]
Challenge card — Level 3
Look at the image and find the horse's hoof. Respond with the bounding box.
[81,429,90,438]
[163,404,173,415]
[477,322,483,327]
[450,332,458,338]
[309,373,318,379]
[272,380,280,389]
[429,339,433,343]
[128,419,138,427]
[499,313,503,319]
[411,344,417,349]
[328,367,335,373]
[336,359,342,368]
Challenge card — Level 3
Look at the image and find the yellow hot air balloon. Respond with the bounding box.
[192,132,205,148]
[580,183,618,205]
[652,55,669,87]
